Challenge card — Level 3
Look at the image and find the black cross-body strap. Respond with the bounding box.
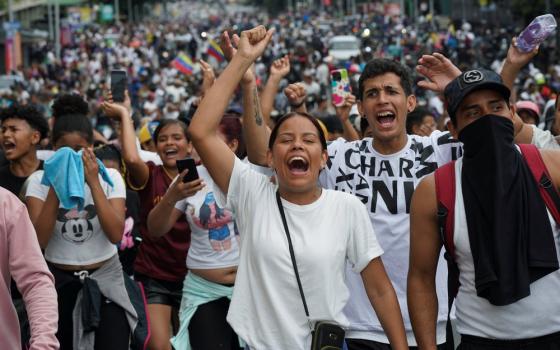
[275,191,311,320]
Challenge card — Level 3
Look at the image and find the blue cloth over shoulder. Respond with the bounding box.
[41,147,114,210]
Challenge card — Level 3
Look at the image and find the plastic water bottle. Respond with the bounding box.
[516,14,557,53]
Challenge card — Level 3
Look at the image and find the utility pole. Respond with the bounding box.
[115,0,120,24]
[128,0,133,22]
[6,0,15,73]
[8,0,14,22]
[429,0,434,22]
[55,0,61,60]
[47,0,53,40]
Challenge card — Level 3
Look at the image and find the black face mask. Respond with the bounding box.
[458,114,559,306]
[458,114,514,159]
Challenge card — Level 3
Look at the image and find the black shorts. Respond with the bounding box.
[134,273,183,309]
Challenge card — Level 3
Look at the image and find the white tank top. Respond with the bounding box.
[453,158,560,339]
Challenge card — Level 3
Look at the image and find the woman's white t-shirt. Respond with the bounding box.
[175,165,240,269]
[216,157,383,350]
[26,169,126,265]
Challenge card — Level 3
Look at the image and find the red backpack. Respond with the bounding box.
[434,143,560,303]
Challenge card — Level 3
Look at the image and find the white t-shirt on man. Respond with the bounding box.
[320,133,462,345]
[453,157,560,339]
[216,157,383,350]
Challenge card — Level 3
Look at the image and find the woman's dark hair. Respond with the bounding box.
[406,107,433,134]
[152,119,189,144]
[0,104,49,139]
[268,112,327,150]
[94,144,122,163]
[52,113,94,145]
[95,144,124,173]
[51,94,89,119]
[218,114,245,158]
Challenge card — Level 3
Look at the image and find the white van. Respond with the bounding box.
[328,35,361,62]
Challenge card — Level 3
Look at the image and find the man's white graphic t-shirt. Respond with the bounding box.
[319,132,462,345]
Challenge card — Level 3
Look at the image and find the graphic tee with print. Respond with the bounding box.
[26,168,125,265]
[175,165,239,269]
[319,133,462,345]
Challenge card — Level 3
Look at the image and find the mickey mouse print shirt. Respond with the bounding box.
[26,169,126,265]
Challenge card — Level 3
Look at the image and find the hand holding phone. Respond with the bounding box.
[331,69,351,107]
[110,70,127,103]
[176,157,199,183]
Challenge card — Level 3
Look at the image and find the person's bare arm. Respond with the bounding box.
[553,103,560,136]
[501,38,540,144]
[334,94,359,141]
[26,189,59,249]
[147,172,205,237]
[189,26,274,195]
[220,31,271,166]
[102,92,149,189]
[82,148,125,243]
[361,257,408,349]
[500,37,539,92]
[407,174,441,350]
[540,149,560,193]
[261,55,290,125]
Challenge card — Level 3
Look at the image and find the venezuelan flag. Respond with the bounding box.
[173,53,194,75]
[207,39,225,62]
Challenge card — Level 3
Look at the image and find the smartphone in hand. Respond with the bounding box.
[176,157,199,183]
[110,69,127,103]
[330,69,351,107]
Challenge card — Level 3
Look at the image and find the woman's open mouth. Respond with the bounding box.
[287,156,309,175]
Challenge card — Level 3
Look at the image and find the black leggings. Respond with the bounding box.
[51,266,130,349]
[188,297,241,350]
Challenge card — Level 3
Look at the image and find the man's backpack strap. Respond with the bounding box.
[518,144,560,225]
[434,161,459,350]
[434,162,456,258]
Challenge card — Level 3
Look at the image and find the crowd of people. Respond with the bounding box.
[1,2,560,350]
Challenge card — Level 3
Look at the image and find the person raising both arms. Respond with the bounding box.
[188,25,408,350]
